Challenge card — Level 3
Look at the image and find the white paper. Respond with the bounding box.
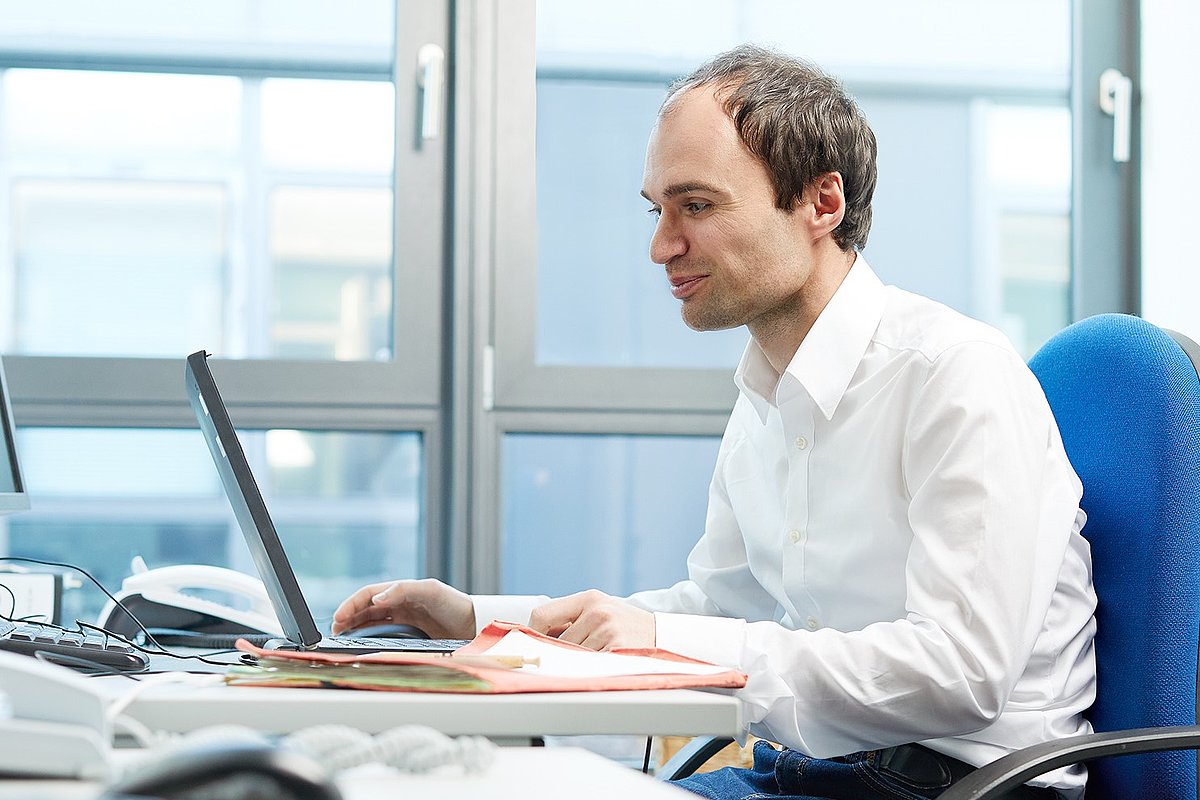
[480,630,730,678]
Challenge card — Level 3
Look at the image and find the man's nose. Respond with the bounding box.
[649,217,686,265]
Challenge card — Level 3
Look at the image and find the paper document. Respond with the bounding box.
[481,629,731,679]
[229,621,746,694]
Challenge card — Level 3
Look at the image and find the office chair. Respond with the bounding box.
[663,315,1200,799]
[941,313,1200,799]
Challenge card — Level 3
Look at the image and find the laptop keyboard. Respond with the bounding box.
[319,635,470,654]
[0,618,149,673]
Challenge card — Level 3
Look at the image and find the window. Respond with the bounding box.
[479,0,1081,593]
[5,428,421,624]
[1,68,395,361]
[0,1,450,624]
[501,434,717,596]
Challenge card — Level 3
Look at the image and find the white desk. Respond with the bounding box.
[0,747,698,799]
[94,676,741,740]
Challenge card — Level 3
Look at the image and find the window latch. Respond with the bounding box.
[417,43,446,144]
[1099,68,1132,164]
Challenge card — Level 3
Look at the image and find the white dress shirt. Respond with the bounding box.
[473,257,1097,795]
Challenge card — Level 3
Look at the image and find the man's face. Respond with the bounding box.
[641,86,814,334]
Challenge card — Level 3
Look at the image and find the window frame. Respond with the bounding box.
[0,0,453,580]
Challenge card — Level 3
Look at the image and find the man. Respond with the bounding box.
[334,45,1097,799]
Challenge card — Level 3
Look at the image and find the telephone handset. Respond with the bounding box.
[98,556,283,640]
[0,649,111,779]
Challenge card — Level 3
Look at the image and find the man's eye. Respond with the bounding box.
[646,206,662,218]
[684,202,710,215]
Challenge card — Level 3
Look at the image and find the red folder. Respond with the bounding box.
[231,620,747,694]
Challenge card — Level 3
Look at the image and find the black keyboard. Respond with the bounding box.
[140,629,276,649]
[0,618,149,673]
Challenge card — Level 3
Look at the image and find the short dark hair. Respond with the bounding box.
[664,45,877,252]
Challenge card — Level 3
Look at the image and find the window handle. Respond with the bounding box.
[1098,68,1132,163]
[417,43,446,143]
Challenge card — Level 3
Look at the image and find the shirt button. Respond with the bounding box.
[794,436,808,450]
[788,530,802,544]
[806,617,820,631]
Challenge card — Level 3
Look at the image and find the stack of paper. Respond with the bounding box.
[227,621,747,694]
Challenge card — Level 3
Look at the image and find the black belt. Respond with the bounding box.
[875,743,1060,799]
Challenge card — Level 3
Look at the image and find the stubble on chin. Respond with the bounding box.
[680,298,743,333]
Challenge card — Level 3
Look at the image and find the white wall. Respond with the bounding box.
[1140,2,1200,341]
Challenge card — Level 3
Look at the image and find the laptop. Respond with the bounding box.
[185,349,469,655]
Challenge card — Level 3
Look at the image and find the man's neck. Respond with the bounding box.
[752,248,857,375]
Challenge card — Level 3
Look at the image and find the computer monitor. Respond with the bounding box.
[0,354,30,515]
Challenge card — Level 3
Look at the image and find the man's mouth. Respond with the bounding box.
[669,274,707,300]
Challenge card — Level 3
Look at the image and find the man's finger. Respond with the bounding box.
[555,613,601,647]
[332,582,394,627]
[332,605,393,635]
[528,591,594,634]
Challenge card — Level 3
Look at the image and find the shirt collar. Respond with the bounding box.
[734,255,886,423]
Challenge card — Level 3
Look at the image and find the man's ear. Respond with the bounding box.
[798,172,846,241]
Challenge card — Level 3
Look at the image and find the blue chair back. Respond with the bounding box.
[1028,314,1200,799]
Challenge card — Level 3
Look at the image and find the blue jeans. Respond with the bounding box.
[674,740,959,800]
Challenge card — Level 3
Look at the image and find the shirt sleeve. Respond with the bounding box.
[640,343,1087,759]
[470,595,549,635]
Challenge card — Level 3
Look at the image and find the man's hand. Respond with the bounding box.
[528,590,655,651]
[331,578,476,640]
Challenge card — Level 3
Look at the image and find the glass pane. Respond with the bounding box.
[1,427,422,628]
[501,434,719,596]
[269,186,393,359]
[985,105,1072,357]
[12,180,226,357]
[4,69,241,165]
[535,80,749,368]
[534,0,1070,367]
[1,67,395,362]
[0,1,394,55]
[262,79,395,173]
[999,213,1070,355]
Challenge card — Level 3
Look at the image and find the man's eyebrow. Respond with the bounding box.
[641,182,728,202]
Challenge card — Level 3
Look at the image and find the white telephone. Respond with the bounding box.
[0,650,491,788]
[0,649,111,779]
[98,557,283,640]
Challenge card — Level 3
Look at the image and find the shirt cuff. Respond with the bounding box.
[471,595,550,636]
[653,612,746,668]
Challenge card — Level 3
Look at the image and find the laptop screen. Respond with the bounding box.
[185,350,322,649]
[0,354,30,515]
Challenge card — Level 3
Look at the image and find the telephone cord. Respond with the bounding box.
[283,723,496,774]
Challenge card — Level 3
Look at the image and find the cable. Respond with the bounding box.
[107,672,227,725]
[0,556,242,669]
[32,649,138,678]
[0,581,16,618]
[2,608,150,676]
[75,620,235,669]
[282,723,496,774]
[100,673,231,750]
[643,735,653,774]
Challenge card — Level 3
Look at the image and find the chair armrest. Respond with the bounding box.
[657,736,737,781]
[939,725,1200,800]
